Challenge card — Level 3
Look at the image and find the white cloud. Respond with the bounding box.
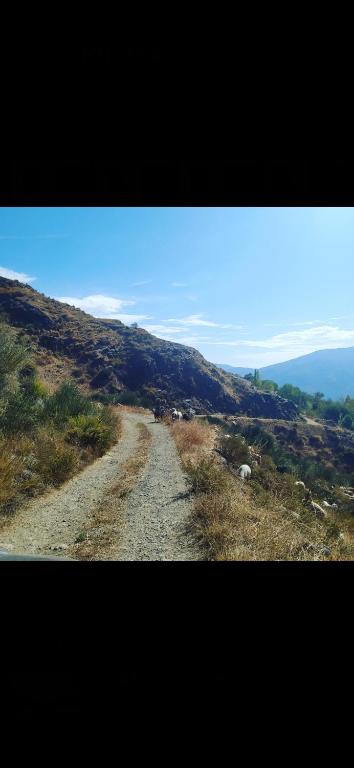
[141,326,217,347]
[186,294,198,302]
[130,279,152,287]
[241,325,354,352]
[142,324,185,335]
[167,313,234,328]
[205,324,354,367]
[289,321,322,327]
[57,294,135,316]
[172,335,210,347]
[171,282,188,288]
[112,314,152,324]
[0,266,36,283]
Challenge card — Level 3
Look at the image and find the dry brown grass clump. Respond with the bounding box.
[170,419,214,462]
[118,404,152,416]
[35,431,80,486]
[192,470,354,561]
[0,443,23,507]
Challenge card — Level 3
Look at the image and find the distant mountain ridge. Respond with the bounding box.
[0,276,298,420]
[260,348,354,399]
[218,347,354,400]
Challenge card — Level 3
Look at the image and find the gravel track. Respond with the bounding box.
[0,412,202,561]
[114,416,203,561]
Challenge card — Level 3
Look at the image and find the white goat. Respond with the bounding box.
[171,408,182,421]
[310,501,327,519]
[238,464,252,480]
[295,481,306,490]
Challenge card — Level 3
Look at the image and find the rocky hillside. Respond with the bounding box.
[0,276,298,419]
[224,415,354,478]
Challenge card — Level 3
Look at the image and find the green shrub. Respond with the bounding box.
[117,390,140,406]
[75,531,87,543]
[43,382,95,424]
[91,392,120,405]
[0,324,30,384]
[341,414,353,430]
[218,434,250,466]
[66,412,118,455]
[35,434,79,485]
[22,373,48,400]
[260,455,276,471]
[0,389,43,435]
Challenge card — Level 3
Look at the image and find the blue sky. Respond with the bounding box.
[1,206,354,368]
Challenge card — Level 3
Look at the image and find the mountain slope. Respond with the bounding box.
[258,347,354,400]
[0,276,298,419]
[216,364,254,376]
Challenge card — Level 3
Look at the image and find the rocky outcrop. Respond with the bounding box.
[0,276,298,420]
[241,390,299,420]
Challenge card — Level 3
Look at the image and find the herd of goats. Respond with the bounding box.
[152,404,352,520]
[221,433,343,518]
[153,405,195,422]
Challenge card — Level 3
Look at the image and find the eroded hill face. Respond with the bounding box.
[0,277,298,419]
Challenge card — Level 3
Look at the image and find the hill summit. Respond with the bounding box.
[0,276,298,419]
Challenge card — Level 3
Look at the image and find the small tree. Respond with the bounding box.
[254,369,261,385]
[0,324,30,393]
[340,414,353,430]
[244,370,261,386]
[313,392,325,409]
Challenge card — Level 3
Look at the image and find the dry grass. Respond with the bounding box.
[0,412,123,519]
[193,482,354,561]
[170,420,354,561]
[0,444,23,506]
[117,404,152,416]
[72,423,151,559]
[170,419,215,466]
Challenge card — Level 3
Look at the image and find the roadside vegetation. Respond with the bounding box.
[92,388,155,410]
[170,417,354,560]
[0,324,121,517]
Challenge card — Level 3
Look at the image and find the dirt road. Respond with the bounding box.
[0,412,202,561]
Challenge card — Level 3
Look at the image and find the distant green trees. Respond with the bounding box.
[243,368,354,431]
[245,370,261,386]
